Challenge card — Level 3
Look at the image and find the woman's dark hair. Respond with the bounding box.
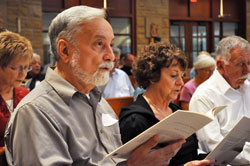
[133,42,187,89]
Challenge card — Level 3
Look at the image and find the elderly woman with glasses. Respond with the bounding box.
[0,30,33,165]
[119,42,214,166]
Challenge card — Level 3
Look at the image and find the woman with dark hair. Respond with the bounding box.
[0,31,33,165]
[119,42,213,166]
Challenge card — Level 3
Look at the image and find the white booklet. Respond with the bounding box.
[106,105,226,159]
[206,116,250,165]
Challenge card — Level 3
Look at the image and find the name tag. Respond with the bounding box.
[102,113,118,127]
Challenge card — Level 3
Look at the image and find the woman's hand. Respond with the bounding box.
[184,159,215,166]
[0,147,5,155]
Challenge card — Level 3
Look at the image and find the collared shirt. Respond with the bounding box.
[5,68,125,166]
[189,69,250,165]
[103,68,134,98]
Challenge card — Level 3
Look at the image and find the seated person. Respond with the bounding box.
[190,36,250,165]
[25,53,45,90]
[179,54,215,110]
[189,51,211,80]
[5,6,190,166]
[121,53,135,76]
[0,30,33,166]
[103,47,134,98]
[119,42,213,166]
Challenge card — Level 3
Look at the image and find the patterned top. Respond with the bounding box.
[0,87,29,146]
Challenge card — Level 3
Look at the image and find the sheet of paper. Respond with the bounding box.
[106,105,226,159]
[206,116,250,165]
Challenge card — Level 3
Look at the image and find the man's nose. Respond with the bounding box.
[243,63,250,74]
[104,46,115,62]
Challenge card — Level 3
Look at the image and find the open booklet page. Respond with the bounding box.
[206,116,250,165]
[106,105,226,159]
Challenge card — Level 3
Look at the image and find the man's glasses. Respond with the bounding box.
[9,66,32,73]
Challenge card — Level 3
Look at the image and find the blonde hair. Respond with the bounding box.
[0,31,33,68]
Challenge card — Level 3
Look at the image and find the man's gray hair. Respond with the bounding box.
[33,53,40,59]
[48,6,105,61]
[216,35,250,63]
[112,47,121,56]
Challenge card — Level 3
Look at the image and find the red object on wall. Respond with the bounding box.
[190,0,197,2]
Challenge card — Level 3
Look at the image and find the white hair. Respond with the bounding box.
[194,54,216,69]
[112,47,121,56]
[33,53,40,59]
[216,35,250,64]
[48,6,105,61]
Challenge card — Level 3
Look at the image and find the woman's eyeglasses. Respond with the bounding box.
[9,66,32,73]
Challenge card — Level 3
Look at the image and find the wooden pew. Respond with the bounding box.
[106,96,133,118]
[129,75,137,89]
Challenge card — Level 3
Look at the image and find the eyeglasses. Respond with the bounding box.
[9,66,32,73]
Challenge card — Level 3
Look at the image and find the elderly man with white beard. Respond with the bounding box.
[4,6,191,166]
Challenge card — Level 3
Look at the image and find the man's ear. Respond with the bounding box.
[57,39,73,63]
[216,59,224,73]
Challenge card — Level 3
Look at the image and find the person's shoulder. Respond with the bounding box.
[169,102,181,111]
[16,86,29,93]
[115,68,128,76]
[17,81,53,107]
[119,96,153,119]
[15,86,30,98]
[195,78,215,92]
[183,79,195,88]
[119,103,154,130]
[119,103,144,117]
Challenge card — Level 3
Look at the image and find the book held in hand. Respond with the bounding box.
[106,105,226,159]
[206,116,250,165]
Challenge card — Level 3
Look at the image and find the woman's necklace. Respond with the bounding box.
[5,99,14,113]
[3,89,15,113]
[143,94,171,119]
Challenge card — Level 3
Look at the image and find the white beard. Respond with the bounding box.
[70,52,113,86]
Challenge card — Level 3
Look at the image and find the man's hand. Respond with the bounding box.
[184,159,215,166]
[0,147,5,155]
[127,135,185,166]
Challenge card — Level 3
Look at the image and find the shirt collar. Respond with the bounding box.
[213,69,249,95]
[45,68,78,105]
[111,68,119,77]
[45,68,102,105]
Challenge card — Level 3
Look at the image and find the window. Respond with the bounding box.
[170,24,185,52]
[192,23,207,60]
[214,22,239,50]
[109,18,131,55]
[170,21,208,67]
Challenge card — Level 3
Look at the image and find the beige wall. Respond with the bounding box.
[0,0,43,62]
[136,0,170,54]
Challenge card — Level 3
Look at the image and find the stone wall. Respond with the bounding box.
[136,0,169,53]
[0,0,43,61]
